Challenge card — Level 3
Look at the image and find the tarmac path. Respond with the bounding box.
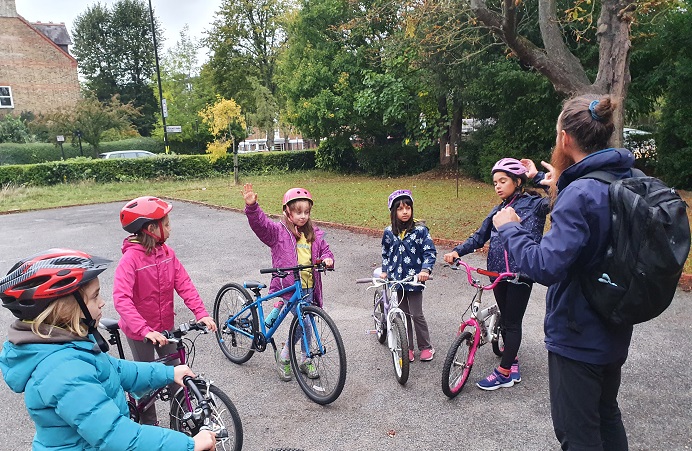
[0,201,690,450]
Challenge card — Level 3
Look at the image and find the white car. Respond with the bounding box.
[98,150,156,159]
[623,128,656,160]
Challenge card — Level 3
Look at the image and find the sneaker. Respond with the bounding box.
[476,368,515,391]
[274,349,292,382]
[420,348,435,361]
[299,359,319,379]
[409,350,415,362]
[511,359,521,383]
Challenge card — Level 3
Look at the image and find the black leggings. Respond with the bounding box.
[493,280,532,370]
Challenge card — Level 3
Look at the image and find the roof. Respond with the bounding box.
[30,22,72,46]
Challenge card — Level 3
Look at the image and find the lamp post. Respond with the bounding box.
[147,0,169,154]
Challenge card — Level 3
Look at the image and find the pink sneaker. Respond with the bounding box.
[420,348,435,361]
[408,350,415,362]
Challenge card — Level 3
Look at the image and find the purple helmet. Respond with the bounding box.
[491,158,528,179]
[388,189,413,210]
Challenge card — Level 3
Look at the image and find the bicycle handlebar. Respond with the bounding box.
[161,321,209,340]
[182,376,229,441]
[259,260,333,275]
[355,274,432,286]
[448,258,531,289]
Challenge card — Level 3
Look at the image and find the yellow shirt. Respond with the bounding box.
[297,233,313,288]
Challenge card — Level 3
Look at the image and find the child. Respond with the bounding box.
[0,249,215,450]
[113,196,216,424]
[242,184,334,381]
[381,189,437,362]
[443,157,549,390]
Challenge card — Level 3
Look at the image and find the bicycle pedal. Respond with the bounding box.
[365,329,378,335]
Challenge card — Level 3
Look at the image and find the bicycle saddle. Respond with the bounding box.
[99,317,120,331]
[243,281,266,289]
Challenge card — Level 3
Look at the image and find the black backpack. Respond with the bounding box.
[578,170,691,326]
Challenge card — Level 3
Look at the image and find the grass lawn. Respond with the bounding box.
[1,169,691,274]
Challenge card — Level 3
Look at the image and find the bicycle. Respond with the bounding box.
[356,268,430,385]
[440,258,529,398]
[213,261,347,405]
[99,317,243,450]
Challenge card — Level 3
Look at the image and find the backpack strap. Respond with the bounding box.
[580,168,645,184]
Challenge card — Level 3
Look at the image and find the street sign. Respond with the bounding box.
[162,98,168,118]
[165,125,182,133]
[56,135,65,142]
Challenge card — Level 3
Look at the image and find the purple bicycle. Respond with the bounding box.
[99,318,243,450]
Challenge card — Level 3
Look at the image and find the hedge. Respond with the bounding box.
[0,150,316,186]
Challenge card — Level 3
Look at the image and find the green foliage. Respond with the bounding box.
[0,151,316,186]
[355,144,437,176]
[315,137,358,172]
[71,0,160,136]
[0,138,163,165]
[0,115,33,143]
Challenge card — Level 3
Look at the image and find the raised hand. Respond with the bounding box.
[520,159,538,179]
[241,183,258,205]
[538,161,557,189]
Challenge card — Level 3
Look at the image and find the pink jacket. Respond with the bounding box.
[113,239,210,341]
[245,202,334,307]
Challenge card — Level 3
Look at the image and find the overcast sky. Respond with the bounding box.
[16,0,224,63]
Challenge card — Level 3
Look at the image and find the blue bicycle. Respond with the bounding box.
[213,262,347,405]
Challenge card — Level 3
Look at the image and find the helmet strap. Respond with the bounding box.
[142,219,166,244]
[74,291,109,352]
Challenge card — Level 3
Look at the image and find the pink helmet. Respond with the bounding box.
[282,188,313,208]
[491,158,528,179]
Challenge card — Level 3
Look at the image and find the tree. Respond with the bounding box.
[42,96,140,157]
[72,0,161,136]
[205,0,287,150]
[157,26,215,151]
[198,97,247,161]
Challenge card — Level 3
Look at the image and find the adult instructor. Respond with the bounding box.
[493,94,635,451]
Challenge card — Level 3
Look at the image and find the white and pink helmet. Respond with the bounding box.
[491,158,528,180]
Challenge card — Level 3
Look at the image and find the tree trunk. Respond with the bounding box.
[265,126,275,151]
[438,94,453,167]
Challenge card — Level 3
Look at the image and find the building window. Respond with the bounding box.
[0,86,14,108]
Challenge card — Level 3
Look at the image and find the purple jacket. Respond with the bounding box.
[245,202,334,307]
[113,239,210,341]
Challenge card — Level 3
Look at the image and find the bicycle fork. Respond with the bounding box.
[386,308,407,352]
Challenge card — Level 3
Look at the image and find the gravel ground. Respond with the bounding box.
[0,200,690,451]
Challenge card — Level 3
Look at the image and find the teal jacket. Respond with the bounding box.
[0,321,194,451]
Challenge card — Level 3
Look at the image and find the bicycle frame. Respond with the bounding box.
[453,260,524,367]
[225,264,324,357]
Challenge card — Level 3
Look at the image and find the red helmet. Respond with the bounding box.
[120,196,172,233]
[282,188,313,208]
[0,249,111,320]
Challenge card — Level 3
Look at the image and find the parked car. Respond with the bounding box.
[98,150,156,159]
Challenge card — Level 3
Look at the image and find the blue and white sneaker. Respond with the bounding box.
[476,368,515,391]
[511,359,521,383]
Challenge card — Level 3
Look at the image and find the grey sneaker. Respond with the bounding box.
[275,350,292,382]
[299,359,319,379]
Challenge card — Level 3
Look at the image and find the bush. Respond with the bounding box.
[0,114,32,143]
[0,150,317,186]
[315,137,358,172]
[355,144,437,176]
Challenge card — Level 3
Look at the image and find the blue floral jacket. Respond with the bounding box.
[381,222,437,291]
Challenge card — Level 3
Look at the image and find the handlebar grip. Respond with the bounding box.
[355,278,373,284]
[183,376,205,400]
[259,267,276,274]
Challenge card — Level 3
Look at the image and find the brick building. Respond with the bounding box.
[0,0,80,117]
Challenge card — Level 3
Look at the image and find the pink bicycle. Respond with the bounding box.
[441,258,529,398]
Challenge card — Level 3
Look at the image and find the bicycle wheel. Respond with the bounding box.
[441,331,475,399]
[373,288,387,344]
[170,380,243,451]
[491,310,505,357]
[288,305,347,405]
[390,316,410,385]
[214,283,257,364]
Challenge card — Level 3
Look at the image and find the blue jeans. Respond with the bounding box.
[548,352,628,451]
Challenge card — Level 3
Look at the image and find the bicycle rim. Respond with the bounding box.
[289,305,347,405]
[170,381,244,451]
[373,288,386,344]
[390,316,409,385]
[441,331,475,398]
[213,283,257,364]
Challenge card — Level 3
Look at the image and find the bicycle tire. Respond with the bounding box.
[170,380,244,451]
[441,331,475,399]
[390,316,410,385]
[491,310,505,357]
[288,305,347,405]
[373,288,387,344]
[214,283,257,364]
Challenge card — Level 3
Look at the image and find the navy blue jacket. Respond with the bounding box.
[381,222,437,291]
[497,148,635,364]
[453,178,549,276]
